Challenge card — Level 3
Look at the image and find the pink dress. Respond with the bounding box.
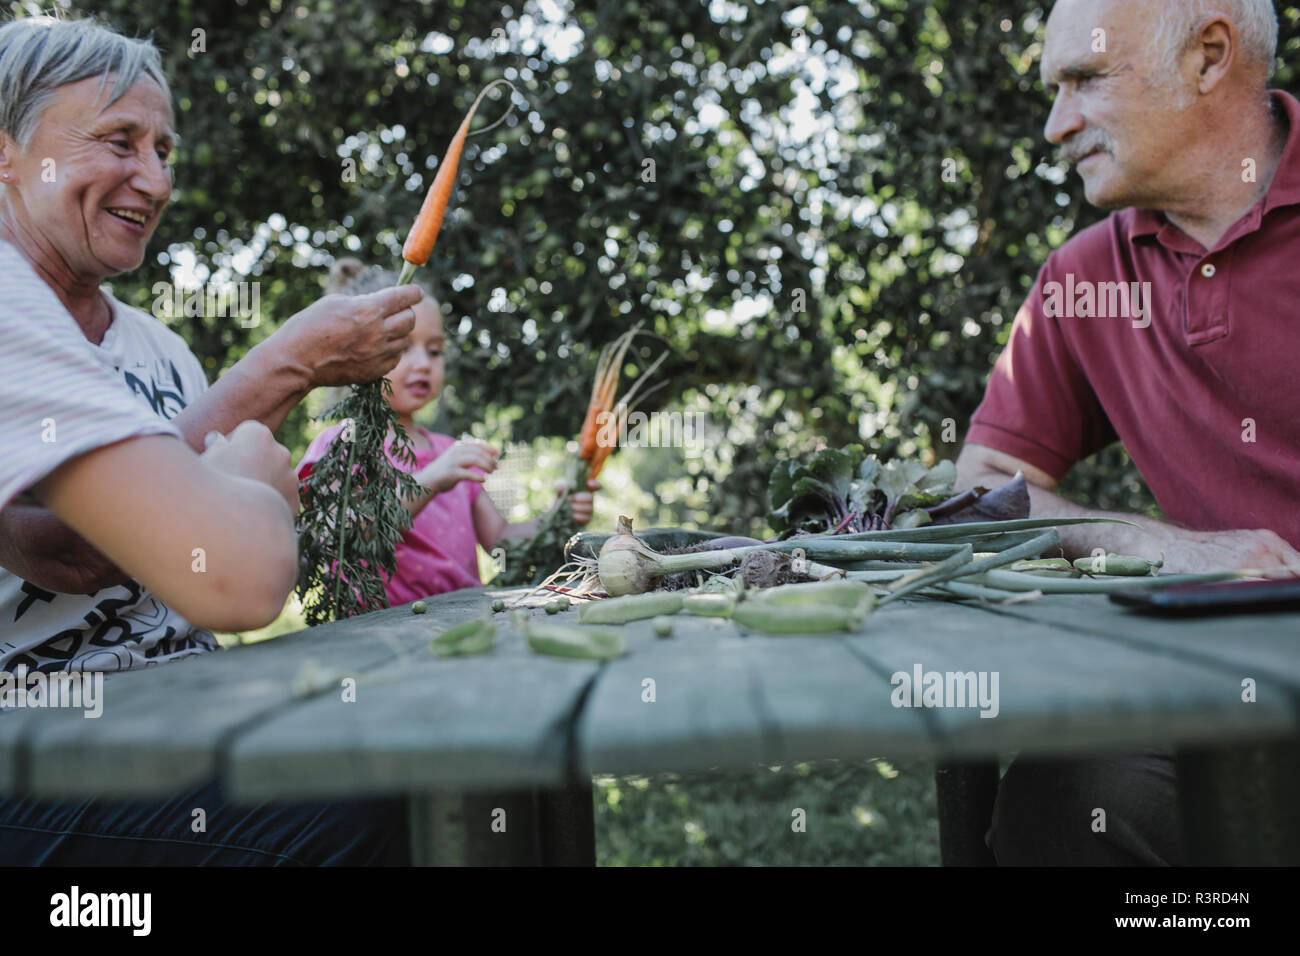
[297,425,483,606]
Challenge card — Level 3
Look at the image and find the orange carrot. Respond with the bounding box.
[397,80,516,284]
[576,342,615,458]
[586,411,621,480]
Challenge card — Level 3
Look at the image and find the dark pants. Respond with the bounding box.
[987,751,1186,866]
[0,777,410,866]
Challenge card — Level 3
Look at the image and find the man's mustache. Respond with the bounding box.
[1059,135,1112,165]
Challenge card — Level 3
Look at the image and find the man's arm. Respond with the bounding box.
[956,442,1300,574]
[0,286,423,593]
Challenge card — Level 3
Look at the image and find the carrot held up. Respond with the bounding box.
[397,79,519,285]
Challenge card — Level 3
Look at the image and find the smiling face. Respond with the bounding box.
[0,73,174,280]
[1041,0,1202,208]
[384,296,445,418]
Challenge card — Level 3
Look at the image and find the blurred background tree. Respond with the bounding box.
[25,0,1300,538]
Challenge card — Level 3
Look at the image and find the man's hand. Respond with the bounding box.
[201,421,300,515]
[416,439,500,496]
[1156,527,1300,576]
[272,285,423,388]
[957,442,1300,577]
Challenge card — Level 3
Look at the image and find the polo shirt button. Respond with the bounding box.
[1201,263,1216,278]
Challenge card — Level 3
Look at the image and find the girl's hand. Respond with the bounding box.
[417,440,499,496]
[557,478,600,525]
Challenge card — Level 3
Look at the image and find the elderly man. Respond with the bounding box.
[0,17,422,674]
[0,17,416,864]
[956,0,1300,864]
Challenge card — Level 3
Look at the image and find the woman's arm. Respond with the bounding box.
[0,287,424,592]
[34,425,300,631]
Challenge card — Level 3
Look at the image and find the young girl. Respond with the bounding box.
[297,259,597,604]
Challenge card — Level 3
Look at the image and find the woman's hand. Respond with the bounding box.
[273,286,423,388]
[416,440,499,496]
[202,421,300,515]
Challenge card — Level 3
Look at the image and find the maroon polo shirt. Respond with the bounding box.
[968,89,1300,548]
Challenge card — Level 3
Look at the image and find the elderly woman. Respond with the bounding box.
[0,16,411,864]
[0,16,421,675]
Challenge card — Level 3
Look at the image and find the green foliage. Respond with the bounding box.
[49,0,1300,535]
[769,444,957,533]
[594,759,941,866]
[491,499,579,586]
[295,380,421,625]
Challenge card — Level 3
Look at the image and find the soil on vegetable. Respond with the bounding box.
[657,543,803,590]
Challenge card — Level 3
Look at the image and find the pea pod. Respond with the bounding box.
[430,614,496,658]
[1072,553,1164,576]
[578,591,683,624]
[681,592,737,617]
[1010,559,1082,578]
[749,579,875,609]
[525,620,626,660]
[732,599,871,634]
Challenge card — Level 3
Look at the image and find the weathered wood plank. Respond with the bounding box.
[577,612,932,776]
[577,596,1297,776]
[224,615,595,799]
[962,593,1300,688]
[850,598,1297,758]
[9,588,493,798]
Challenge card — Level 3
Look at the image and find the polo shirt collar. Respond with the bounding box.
[1125,89,1300,245]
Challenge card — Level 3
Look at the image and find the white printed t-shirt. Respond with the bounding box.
[0,240,217,673]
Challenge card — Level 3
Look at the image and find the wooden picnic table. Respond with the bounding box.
[1,583,1297,865]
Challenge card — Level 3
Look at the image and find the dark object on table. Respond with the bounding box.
[927,472,1031,526]
[1110,576,1300,615]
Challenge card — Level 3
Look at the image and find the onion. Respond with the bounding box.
[597,517,753,595]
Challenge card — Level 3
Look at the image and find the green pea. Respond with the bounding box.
[411,601,428,614]
[652,616,675,638]
[491,598,506,612]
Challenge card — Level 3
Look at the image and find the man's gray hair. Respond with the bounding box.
[1148,0,1278,82]
[0,15,171,147]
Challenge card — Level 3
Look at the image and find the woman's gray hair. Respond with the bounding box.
[1148,0,1278,84]
[0,15,171,147]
